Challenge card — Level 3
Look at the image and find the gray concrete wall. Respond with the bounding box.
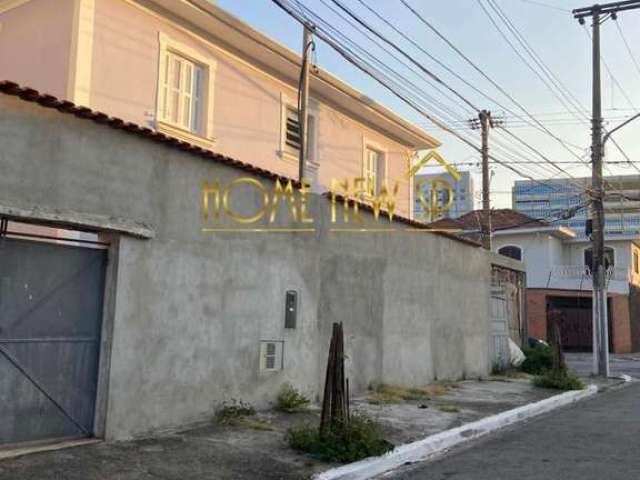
[0,94,492,440]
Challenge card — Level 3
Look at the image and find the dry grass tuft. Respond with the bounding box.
[437,405,461,413]
[366,382,460,405]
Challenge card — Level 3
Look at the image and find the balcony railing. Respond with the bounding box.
[550,265,630,283]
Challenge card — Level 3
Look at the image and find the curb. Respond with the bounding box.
[314,385,599,480]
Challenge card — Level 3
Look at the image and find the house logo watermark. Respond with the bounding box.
[201,151,462,233]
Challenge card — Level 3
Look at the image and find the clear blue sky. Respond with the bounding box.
[216,0,640,208]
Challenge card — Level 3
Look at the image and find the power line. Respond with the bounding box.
[486,0,589,122]
[615,19,640,80]
[581,23,637,111]
[312,0,474,120]
[483,1,640,182]
[270,0,582,191]
[326,0,480,112]
[325,0,585,183]
[399,0,591,171]
[516,0,571,13]
[478,0,592,168]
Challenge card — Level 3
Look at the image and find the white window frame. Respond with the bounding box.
[362,137,388,197]
[279,93,317,165]
[259,340,284,372]
[156,32,217,148]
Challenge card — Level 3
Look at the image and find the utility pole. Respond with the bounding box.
[573,0,640,377]
[470,110,497,250]
[298,25,314,182]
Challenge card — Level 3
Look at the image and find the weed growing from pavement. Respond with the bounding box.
[438,405,461,413]
[276,383,311,413]
[521,345,553,374]
[490,367,531,380]
[534,369,585,390]
[287,413,393,463]
[215,400,275,431]
[216,399,256,422]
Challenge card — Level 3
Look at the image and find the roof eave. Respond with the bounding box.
[145,0,440,149]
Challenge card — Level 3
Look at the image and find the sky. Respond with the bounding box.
[215,0,640,208]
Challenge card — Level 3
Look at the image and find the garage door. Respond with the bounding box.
[0,237,106,445]
[547,296,612,352]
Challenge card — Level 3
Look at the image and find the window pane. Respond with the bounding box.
[184,63,192,96]
[170,91,180,123]
[365,148,381,195]
[183,96,191,129]
[498,246,522,261]
[172,57,182,89]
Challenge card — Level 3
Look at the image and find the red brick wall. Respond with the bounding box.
[630,285,640,352]
[611,295,632,354]
[526,290,547,341]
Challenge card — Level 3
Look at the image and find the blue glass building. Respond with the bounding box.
[512,176,640,239]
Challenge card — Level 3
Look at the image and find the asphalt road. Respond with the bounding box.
[381,382,640,480]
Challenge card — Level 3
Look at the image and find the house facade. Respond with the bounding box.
[0,0,440,219]
[0,0,497,448]
[432,209,640,353]
[491,219,640,354]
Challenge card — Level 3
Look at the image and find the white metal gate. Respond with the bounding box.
[490,286,510,370]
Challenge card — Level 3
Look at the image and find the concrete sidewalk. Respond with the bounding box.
[566,352,640,379]
[0,379,571,480]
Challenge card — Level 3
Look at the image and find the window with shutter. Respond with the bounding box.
[160,51,204,134]
[281,103,316,162]
[285,106,301,156]
[364,146,385,195]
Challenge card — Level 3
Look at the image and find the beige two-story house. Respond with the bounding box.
[0,0,440,218]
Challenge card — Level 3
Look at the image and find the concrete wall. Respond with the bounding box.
[0,93,491,440]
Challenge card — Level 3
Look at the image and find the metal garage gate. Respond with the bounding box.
[547,296,612,352]
[0,236,106,445]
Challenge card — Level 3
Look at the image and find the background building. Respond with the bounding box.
[414,170,475,220]
[512,175,640,239]
[431,208,640,354]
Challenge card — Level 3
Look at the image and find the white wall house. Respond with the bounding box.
[491,219,640,353]
[493,227,640,295]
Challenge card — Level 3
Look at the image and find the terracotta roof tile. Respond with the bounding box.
[0,80,481,248]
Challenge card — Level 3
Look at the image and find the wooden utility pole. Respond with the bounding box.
[573,0,640,376]
[470,110,495,250]
[298,25,314,182]
[480,110,492,250]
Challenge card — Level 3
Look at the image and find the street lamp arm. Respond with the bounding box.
[603,112,640,146]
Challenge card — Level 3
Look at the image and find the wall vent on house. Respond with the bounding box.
[259,340,284,371]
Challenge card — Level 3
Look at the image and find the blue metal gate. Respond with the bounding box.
[0,236,106,445]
